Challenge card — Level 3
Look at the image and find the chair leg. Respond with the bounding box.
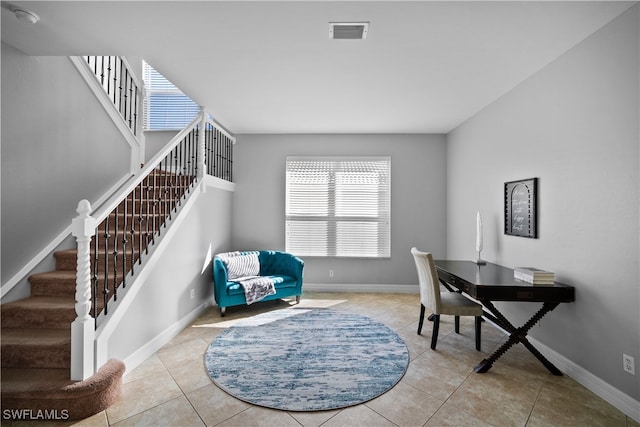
[296,295,301,304]
[455,315,460,334]
[417,304,426,335]
[220,307,226,317]
[475,316,482,351]
[431,315,440,350]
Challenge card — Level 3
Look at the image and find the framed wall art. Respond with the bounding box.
[504,177,538,238]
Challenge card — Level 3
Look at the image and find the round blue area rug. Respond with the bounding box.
[204,308,409,411]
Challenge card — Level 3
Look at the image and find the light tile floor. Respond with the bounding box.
[9,292,639,426]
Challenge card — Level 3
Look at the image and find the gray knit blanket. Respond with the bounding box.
[218,252,276,305]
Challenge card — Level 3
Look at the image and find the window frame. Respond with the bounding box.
[285,156,391,259]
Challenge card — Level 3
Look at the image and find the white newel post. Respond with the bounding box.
[198,109,207,186]
[71,200,97,381]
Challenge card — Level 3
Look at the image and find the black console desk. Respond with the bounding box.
[434,260,575,375]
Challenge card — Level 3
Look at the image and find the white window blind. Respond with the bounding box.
[142,61,200,130]
[286,156,391,258]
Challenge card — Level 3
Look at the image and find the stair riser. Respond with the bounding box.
[117,198,185,214]
[1,344,70,369]
[54,252,142,274]
[31,275,127,301]
[1,307,76,329]
[97,214,167,232]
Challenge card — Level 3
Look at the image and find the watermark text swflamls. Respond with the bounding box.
[2,409,70,420]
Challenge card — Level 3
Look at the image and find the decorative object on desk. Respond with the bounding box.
[475,211,486,265]
[205,307,409,411]
[504,177,538,238]
[514,266,555,284]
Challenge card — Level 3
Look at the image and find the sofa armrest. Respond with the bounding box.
[213,257,230,301]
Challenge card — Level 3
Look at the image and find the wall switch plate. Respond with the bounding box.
[329,270,334,278]
[190,289,195,299]
[623,354,635,375]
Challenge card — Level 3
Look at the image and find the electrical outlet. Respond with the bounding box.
[623,354,635,375]
[329,270,334,278]
[190,289,195,299]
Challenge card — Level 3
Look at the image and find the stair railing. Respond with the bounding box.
[72,56,145,173]
[71,108,234,380]
[83,56,142,137]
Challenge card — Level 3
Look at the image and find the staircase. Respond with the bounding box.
[1,253,126,420]
[0,173,173,421]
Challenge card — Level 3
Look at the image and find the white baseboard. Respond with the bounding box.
[304,285,638,422]
[529,337,640,423]
[122,299,212,377]
[303,283,419,294]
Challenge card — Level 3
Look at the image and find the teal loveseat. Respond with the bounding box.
[213,250,304,316]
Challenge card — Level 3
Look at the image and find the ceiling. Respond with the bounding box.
[1,1,635,134]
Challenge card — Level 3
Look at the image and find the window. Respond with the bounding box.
[142,61,200,130]
[286,157,391,258]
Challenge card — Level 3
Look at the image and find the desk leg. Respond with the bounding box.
[474,301,563,376]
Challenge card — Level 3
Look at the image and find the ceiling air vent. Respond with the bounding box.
[329,22,369,40]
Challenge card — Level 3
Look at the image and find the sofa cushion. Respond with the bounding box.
[220,252,260,280]
[226,275,298,296]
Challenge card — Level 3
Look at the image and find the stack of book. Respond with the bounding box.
[514,267,555,284]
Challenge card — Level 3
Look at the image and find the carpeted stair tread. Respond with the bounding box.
[1,359,126,421]
[1,296,76,329]
[1,328,70,369]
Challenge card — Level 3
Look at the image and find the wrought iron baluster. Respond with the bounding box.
[118,59,124,117]
[228,135,233,182]
[138,181,144,264]
[122,195,128,288]
[191,128,196,186]
[220,137,227,179]
[92,227,99,327]
[127,72,134,130]
[224,134,228,180]
[130,185,137,274]
[103,217,110,316]
[132,82,138,136]
[178,141,184,205]
[184,134,189,192]
[106,57,113,102]
[122,65,129,129]
[99,56,105,86]
[163,156,171,222]
[224,133,228,179]
[151,167,157,243]
[112,59,118,106]
[145,175,151,254]
[214,129,219,178]
[206,125,212,176]
[112,205,119,302]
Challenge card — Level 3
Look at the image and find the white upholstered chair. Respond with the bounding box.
[411,247,483,351]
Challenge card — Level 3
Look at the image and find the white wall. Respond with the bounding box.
[232,134,446,286]
[1,43,132,286]
[447,5,639,401]
[144,130,179,163]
